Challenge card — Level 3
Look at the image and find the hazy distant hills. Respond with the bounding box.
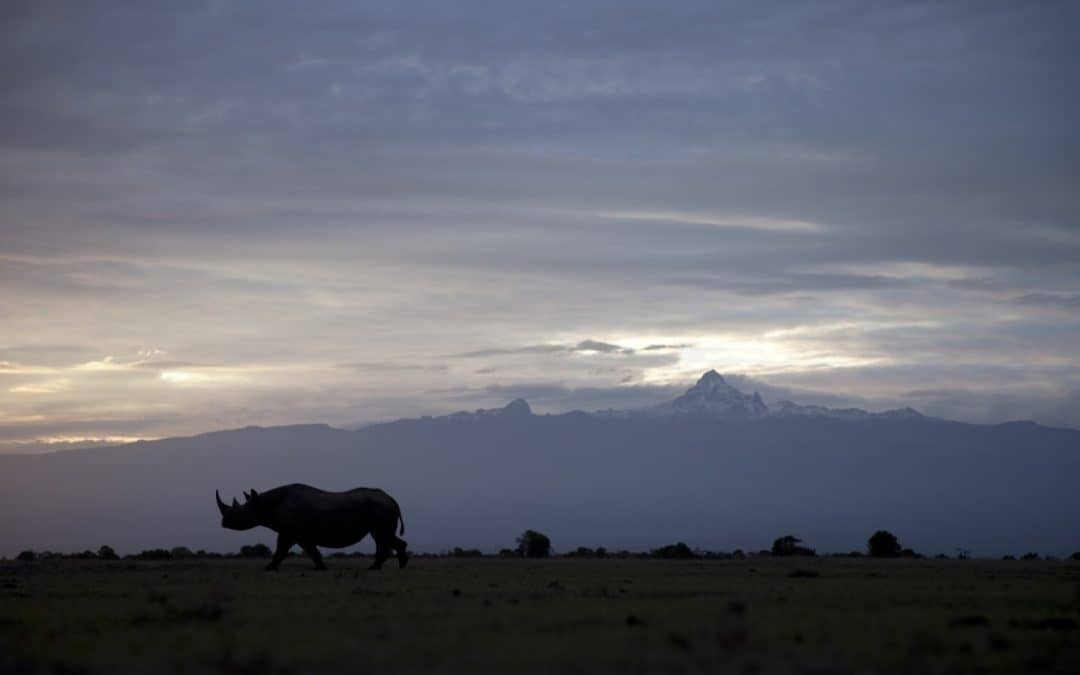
[2,372,1077,557]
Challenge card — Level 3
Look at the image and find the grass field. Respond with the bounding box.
[2,557,1078,674]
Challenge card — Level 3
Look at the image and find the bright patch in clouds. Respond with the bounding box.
[599,210,829,233]
[159,370,249,387]
[8,378,71,394]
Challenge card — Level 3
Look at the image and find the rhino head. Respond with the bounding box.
[216,489,261,530]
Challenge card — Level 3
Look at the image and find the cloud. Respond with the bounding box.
[0,1,1076,442]
[573,340,628,353]
[338,362,449,374]
[449,339,631,358]
[1013,293,1080,309]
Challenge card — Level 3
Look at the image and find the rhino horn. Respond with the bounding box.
[215,490,228,515]
[232,497,240,508]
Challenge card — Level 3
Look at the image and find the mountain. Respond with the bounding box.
[641,370,769,418]
[1,372,1078,557]
[598,370,922,421]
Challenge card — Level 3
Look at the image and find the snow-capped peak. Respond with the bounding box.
[648,370,769,418]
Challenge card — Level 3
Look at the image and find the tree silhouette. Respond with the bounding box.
[516,530,551,558]
[651,542,696,559]
[97,545,118,560]
[867,530,902,557]
[771,535,816,557]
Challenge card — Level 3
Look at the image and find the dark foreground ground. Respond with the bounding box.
[1,557,1078,674]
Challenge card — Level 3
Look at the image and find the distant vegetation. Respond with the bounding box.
[771,535,816,557]
[564,546,607,558]
[651,542,696,559]
[515,530,552,558]
[8,530,1077,562]
[868,530,902,557]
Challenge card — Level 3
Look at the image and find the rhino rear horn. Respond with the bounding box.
[215,490,228,515]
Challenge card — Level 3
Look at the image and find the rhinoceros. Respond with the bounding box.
[215,483,408,571]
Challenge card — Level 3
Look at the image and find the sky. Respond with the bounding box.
[1,0,1078,451]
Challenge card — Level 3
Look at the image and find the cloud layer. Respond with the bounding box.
[1,1,1078,448]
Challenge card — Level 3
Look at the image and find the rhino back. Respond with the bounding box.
[262,484,397,542]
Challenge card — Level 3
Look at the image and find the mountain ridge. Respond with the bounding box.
[2,370,1077,557]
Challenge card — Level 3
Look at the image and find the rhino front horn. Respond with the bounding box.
[215,490,228,515]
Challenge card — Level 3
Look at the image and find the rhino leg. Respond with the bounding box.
[370,539,391,570]
[266,533,295,571]
[393,537,409,569]
[300,542,328,571]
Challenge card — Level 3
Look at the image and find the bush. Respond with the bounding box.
[1070,552,1080,561]
[132,548,172,560]
[238,543,272,558]
[565,546,596,558]
[170,546,196,559]
[451,547,483,558]
[16,550,35,562]
[651,542,696,559]
[516,530,552,558]
[97,545,119,560]
[771,535,816,557]
[1021,552,1040,561]
[867,530,902,558]
[497,548,517,558]
[70,550,98,560]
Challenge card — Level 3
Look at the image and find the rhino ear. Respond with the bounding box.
[232,497,240,508]
[243,490,251,501]
[250,488,259,500]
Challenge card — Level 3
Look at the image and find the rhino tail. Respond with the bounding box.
[389,495,405,535]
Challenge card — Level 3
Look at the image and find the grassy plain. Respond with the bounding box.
[1,556,1078,674]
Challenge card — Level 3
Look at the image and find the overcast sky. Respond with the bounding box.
[1,0,1077,450]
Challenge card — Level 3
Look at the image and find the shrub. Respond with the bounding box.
[170,547,196,559]
[451,547,483,558]
[651,542,696,559]
[1070,552,1080,561]
[238,543,272,558]
[132,548,172,560]
[771,535,816,557]
[97,545,119,560]
[565,546,596,558]
[516,530,552,558]
[1021,552,1040,561]
[496,548,517,558]
[867,530,902,558]
[16,550,35,562]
